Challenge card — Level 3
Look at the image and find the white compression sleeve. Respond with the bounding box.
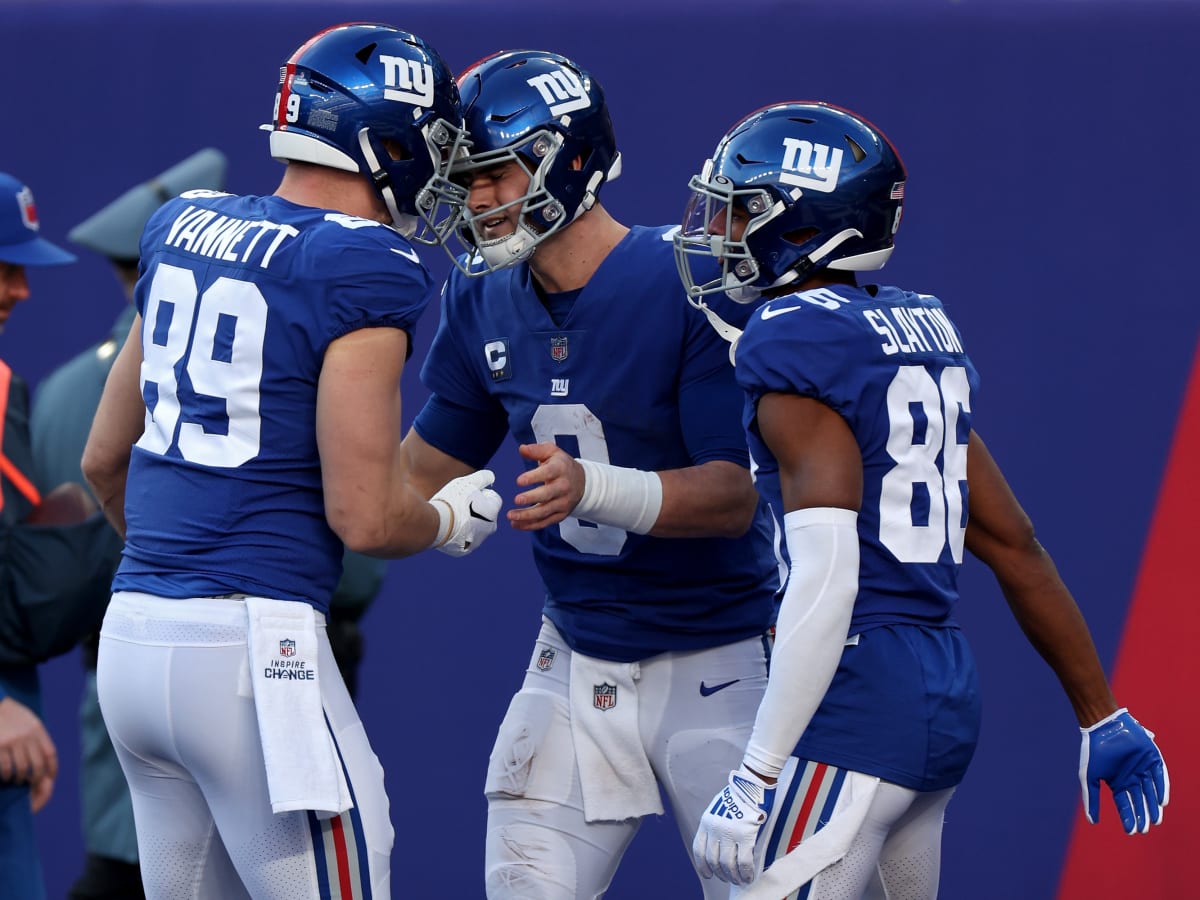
[743,507,860,778]
[572,458,663,535]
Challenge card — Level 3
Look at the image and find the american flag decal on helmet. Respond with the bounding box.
[890,182,906,200]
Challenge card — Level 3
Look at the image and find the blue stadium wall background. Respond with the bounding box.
[1,0,1195,896]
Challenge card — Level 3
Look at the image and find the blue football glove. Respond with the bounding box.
[693,764,776,885]
[1079,707,1169,834]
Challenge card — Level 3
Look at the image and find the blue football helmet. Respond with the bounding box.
[445,49,623,274]
[675,101,906,304]
[262,22,468,243]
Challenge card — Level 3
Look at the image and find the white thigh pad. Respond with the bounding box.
[485,688,575,806]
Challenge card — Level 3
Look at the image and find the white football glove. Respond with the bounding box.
[430,470,502,557]
[693,764,776,886]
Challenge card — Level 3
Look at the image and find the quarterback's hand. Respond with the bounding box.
[508,442,584,532]
[430,470,502,557]
[693,764,775,885]
[1079,708,1169,834]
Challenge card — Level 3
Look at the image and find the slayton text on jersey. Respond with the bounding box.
[863,304,963,356]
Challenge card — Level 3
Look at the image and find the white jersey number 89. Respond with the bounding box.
[136,262,267,468]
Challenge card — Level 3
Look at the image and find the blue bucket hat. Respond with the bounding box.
[69,148,228,262]
[0,172,77,266]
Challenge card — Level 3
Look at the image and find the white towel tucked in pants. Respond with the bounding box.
[246,596,352,819]
[569,650,664,822]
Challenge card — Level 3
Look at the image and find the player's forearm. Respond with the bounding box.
[326,477,441,559]
[992,543,1117,727]
[649,460,758,538]
[80,457,128,540]
[398,429,474,501]
[743,508,859,778]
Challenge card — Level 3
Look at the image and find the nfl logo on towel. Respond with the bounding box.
[593,682,617,710]
[279,639,296,658]
[537,648,557,671]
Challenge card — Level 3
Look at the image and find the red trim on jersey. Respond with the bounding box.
[1056,341,1199,899]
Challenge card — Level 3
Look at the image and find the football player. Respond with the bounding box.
[399,50,781,899]
[674,101,1169,899]
[80,23,501,899]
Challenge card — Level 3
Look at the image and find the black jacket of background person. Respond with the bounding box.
[0,358,121,708]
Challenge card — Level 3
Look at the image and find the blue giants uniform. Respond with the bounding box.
[415,225,778,661]
[737,283,983,790]
[112,190,434,615]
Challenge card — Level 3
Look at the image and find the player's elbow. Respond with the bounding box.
[701,474,762,539]
[327,505,391,557]
[721,492,762,538]
[326,499,432,558]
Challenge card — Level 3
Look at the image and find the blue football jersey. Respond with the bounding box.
[112,191,435,614]
[417,225,779,661]
[737,283,981,630]
[736,283,984,789]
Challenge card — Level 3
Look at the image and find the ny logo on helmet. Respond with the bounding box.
[381,55,434,108]
[526,67,590,117]
[779,138,843,194]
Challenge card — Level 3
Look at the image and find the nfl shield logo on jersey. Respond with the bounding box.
[279,639,296,658]
[537,647,557,671]
[550,336,568,362]
[593,682,617,711]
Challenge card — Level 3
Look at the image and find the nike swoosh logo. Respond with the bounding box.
[390,246,422,263]
[760,303,806,320]
[699,679,740,697]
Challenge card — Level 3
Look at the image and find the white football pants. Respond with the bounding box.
[97,592,393,900]
[484,618,770,900]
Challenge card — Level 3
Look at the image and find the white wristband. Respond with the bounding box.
[430,499,453,548]
[572,459,663,535]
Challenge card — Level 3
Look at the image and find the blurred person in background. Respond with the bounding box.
[0,171,127,900]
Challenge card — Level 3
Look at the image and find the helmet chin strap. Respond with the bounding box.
[700,227,867,362]
[358,129,415,236]
[796,228,862,277]
[686,293,743,366]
